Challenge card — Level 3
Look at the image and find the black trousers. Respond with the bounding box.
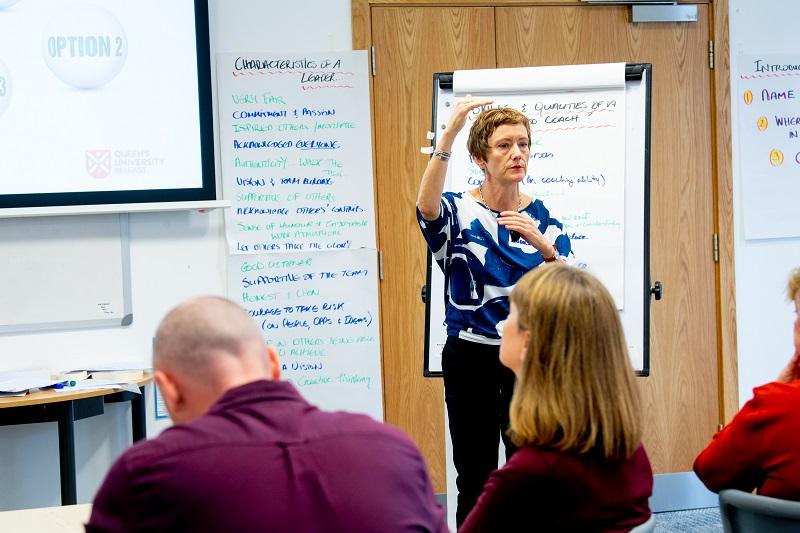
[442,335,518,527]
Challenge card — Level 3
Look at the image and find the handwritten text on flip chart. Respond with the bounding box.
[217,52,376,253]
[228,249,383,420]
[737,54,800,239]
[447,88,627,306]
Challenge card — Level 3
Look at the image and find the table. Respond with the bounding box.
[0,375,153,505]
[0,504,92,532]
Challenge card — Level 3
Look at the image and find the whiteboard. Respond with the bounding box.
[0,214,132,333]
[424,64,652,376]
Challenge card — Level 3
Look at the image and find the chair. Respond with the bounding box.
[628,514,655,533]
[719,489,800,532]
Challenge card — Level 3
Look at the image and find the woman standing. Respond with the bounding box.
[416,101,572,525]
[461,264,653,532]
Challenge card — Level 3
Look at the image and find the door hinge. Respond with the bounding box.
[370,46,376,77]
[708,40,715,70]
[713,233,719,263]
[378,249,384,280]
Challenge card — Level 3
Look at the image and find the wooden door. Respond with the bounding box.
[371,7,496,491]
[367,2,719,484]
[495,5,718,472]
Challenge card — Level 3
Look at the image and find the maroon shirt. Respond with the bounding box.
[87,380,447,533]
[460,444,652,532]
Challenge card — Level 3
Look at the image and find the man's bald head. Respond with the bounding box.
[154,296,274,390]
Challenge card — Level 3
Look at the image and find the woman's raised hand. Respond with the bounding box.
[418,96,492,219]
[445,96,494,136]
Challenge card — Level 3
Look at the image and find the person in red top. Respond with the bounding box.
[461,264,653,532]
[694,267,800,499]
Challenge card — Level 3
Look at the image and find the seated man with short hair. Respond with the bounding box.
[86,296,447,533]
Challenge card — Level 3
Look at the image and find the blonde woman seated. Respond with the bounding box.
[460,264,653,532]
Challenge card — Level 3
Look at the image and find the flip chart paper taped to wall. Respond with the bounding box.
[737,53,800,240]
[228,248,383,420]
[215,51,376,254]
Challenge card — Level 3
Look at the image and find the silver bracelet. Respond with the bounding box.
[432,150,451,161]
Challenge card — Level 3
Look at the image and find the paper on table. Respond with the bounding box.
[0,390,28,397]
[86,361,151,372]
[0,370,61,393]
[50,370,89,381]
[55,380,141,394]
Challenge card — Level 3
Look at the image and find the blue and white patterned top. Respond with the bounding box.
[417,191,573,343]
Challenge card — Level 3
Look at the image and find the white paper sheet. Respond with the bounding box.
[228,249,383,420]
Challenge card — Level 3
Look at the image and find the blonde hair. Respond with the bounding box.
[467,107,531,162]
[508,264,642,459]
[788,268,800,301]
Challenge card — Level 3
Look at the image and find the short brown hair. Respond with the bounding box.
[789,268,800,301]
[467,107,531,162]
[508,264,642,459]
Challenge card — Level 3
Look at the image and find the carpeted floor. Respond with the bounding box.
[654,507,723,532]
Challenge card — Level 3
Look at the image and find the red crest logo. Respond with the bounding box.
[85,150,112,179]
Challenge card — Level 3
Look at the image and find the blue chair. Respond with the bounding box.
[719,489,800,532]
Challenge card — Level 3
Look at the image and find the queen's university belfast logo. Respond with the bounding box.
[85,150,112,179]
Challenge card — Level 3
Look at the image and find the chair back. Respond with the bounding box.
[719,489,800,533]
[628,514,655,533]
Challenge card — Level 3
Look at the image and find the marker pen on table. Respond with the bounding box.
[44,380,76,390]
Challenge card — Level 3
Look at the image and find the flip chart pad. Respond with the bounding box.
[424,63,652,376]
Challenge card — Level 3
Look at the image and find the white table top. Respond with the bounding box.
[0,503,91,532]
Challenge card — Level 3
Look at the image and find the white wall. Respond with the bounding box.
[0,0,352,511]
[729,0,800,403]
